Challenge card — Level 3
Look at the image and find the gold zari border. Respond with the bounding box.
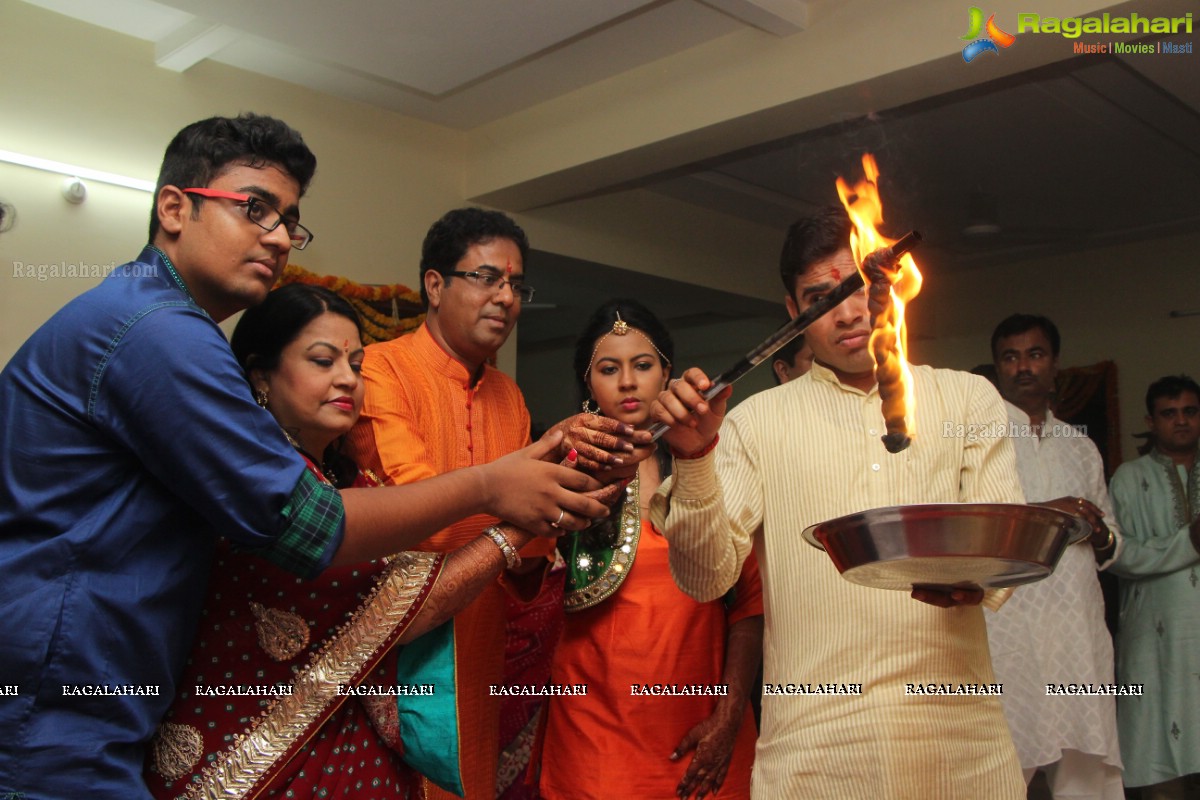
[183,550,442,800]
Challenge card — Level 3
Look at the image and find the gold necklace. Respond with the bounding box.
[282,429,338,485]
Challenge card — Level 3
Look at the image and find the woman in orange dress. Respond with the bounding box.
[540,298,763,800]
[144,284,541,799]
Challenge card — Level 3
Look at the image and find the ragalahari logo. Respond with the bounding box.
[961,7,1016,62]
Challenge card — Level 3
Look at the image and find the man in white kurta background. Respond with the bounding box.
[650,208,1025,799]
[985,314,1123,799]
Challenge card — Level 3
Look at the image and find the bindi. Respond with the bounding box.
[831,268,841,281]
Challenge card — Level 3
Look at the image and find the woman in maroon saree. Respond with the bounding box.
[144,285,540,800]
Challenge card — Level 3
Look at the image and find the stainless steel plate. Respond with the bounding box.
[801,503,1090,592]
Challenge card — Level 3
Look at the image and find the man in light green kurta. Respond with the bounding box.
[1109,375,1200,798]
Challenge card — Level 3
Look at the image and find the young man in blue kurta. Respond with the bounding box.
[0,114,610,800]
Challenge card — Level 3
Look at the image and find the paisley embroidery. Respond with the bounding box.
[150,722,204,780]
[359,692,402,750]
[249,602,310,661]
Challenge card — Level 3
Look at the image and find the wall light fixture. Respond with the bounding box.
[0,148,154,193]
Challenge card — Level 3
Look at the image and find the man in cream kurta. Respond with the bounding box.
[650,208,1026,799]
[984,315,1123,798]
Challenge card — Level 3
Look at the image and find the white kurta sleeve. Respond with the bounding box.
[959,377,1026,506]
[1082,438,1123,569]
[652,410,761,603]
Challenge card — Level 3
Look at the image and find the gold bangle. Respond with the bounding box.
[484,526,521,569]
[1093,526,1115,551]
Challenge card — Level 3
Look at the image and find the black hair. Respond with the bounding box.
[990,313,1061,360]
[419,207,530,307]
[771,331,806,386]
[574,299,675,545]
[573,299,674,462]
[1145,374,1200,416]
[149,113,317,242]
[230,283,361,487]
[573,298,674,405]
[779,206,853,296]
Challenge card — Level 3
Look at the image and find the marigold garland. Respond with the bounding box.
[279,264,421,303]
[277,264,424,344]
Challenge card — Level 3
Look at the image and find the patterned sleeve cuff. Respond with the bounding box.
[669,449,720,501]
[251,468,346,578]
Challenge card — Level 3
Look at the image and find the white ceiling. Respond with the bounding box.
[21,0,803,128]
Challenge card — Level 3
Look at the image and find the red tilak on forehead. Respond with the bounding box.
[505,259,512,276]
[831,268,842,282]
[343,340,349,350]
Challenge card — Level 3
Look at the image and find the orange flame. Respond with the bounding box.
[835,154,923,442]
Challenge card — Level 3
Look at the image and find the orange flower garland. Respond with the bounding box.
[277,264,425,345]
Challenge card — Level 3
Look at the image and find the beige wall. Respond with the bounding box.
[0,0,466,364]
[1,162,153,360]
[910,231,1200,464]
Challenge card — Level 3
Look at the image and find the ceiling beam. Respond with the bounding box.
[155,18,240,73]
[698,0,808,36]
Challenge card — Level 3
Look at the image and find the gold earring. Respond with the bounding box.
[255,388,269,408]
[582,398,599,415]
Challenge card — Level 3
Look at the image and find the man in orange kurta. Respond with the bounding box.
[347,208,552,800]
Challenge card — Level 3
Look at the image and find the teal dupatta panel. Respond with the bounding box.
[394,619,464,795]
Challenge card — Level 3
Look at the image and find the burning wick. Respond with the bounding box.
[861,239,920,453]
[837,154,924,455]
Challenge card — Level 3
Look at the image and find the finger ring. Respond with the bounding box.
[551,509,565,528]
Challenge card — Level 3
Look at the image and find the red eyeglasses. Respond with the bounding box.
[182,188,313,250]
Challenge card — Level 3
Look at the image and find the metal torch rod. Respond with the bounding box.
[648,230,923,441]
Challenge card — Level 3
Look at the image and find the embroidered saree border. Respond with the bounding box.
[182,550,443,800]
